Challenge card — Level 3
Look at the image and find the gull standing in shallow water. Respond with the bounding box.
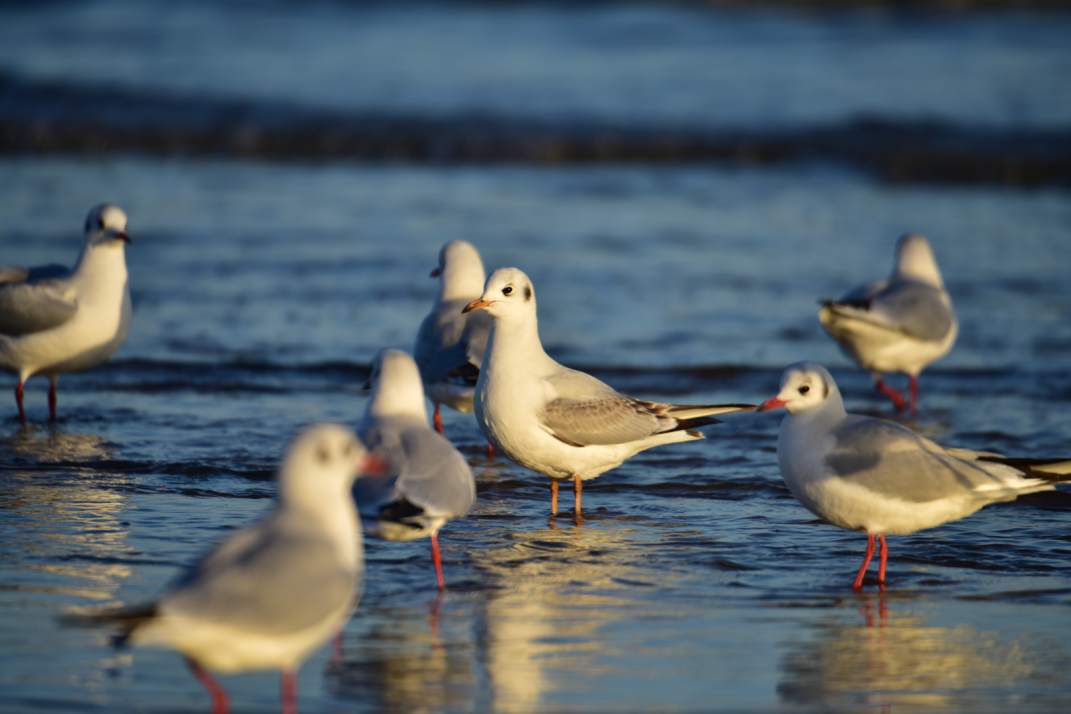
[819,234,957,414]
[463,267,756,517]
[94,424,383,714]
[414,240,492,454]
[355,348,476,590]
[0,204,132,423]
[757,362,1071,590]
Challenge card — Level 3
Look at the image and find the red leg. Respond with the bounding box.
[431,532,445,590]
[15,380,26,424]
[874,379,907,411]
[908,375,919,416]
[281,668,297,714]
[573,474,582,515]
[187,659,229,714]
[486,442,495,459]
[877,534,888,586]
[550,478,559,515]
[48,380,57,422]
[433,404,443,435]
[852,534,877,590]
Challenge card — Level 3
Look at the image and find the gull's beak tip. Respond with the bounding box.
[756,397,789,413]
[462,298,493,314]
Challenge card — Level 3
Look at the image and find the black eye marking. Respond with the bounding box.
[98,218,105,229]
[799,385,810,395]
[524,285,532,301]
[317,446,330,464]
[502,286,513,296]
[824,382,830,398]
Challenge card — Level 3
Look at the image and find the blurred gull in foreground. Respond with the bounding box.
[79,424,382,714]
[757,362,1071,590]
[464,267,755,517]
[414,240,493,455]
[0,204,132,423]
[356,348,476,590]
[819,234,956,414]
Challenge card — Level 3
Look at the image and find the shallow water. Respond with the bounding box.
[2,2,1071,713]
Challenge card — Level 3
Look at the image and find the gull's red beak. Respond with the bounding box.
[361,378,371,390]
[116,232,131,244]
[430,267,441,277]
[360,453,389,476]
[462,298,493,314]
[756,397,789,413]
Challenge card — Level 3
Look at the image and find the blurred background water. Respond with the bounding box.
[1,1,1069,713]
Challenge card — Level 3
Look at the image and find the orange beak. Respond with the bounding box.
[430,267,441,277]
[462,298,493,314]
[116,232,131,244]
[360,453,389,476]
[756,397,789,413]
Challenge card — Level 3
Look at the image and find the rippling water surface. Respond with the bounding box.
[1,2,1070,713]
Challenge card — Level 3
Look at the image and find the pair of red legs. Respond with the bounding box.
[14,379,58,424]
[187,660,298,714]
[432,404,494,458]
[549,475,582,516]
[873,374,918,415]
[852,533,888,590]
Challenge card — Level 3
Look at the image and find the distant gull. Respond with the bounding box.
[757,362,1070,590]
[819,234,956,414]
[414,240,494,455]
[83,424,383,714]
[0,204,132,423]
[463,267,756,516]
[356,348,476,590]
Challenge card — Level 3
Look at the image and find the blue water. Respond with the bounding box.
[1,2,1070,713]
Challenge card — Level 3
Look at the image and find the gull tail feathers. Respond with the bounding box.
[977,456,1071,482]
[663,403,758,421]
[58,603,158,646]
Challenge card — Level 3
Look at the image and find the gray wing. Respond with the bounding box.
[394,427,476,519]
[414,299,487,385]
[162,514,356,635]
[826,279,953,342]
[353,421,406,518]
[0,272,78,336]
[541,368,667,446]
[826,416,1010,502]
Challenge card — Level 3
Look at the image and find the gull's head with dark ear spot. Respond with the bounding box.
[462,267,536,316]
[84,204,131,247]
[758,361,840,415]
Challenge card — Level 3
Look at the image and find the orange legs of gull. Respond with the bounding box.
[48,378,58,422]
[433,404,443,435]
[573,474,582,515]
[430,532,445,590]
[908,374,919,416]
[852,534,888,590]
[281,668,297,714]
[15,381,26,424]
[486,442,495,459]
[550,477,559,515]
[187,659,229,714]
[874,378,907,412]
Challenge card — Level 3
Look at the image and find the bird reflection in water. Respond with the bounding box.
[778,593,1066,711]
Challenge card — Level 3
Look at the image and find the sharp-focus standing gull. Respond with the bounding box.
[463,267,756,516]
[414,240,492,453]
[103,424,383,714]
[819,234,957,414]
[0,204,132,423]
[757,362,1070,589]
[355,348,476,589]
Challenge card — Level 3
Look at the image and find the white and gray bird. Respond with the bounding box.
[355,348,476,590]
[94,424,382,714]
[757,362,1070,590]
[0,204,133,423]
[819,234,957,414]
[463,267,756,517]
[414,240,492,442]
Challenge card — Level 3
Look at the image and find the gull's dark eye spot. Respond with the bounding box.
[799,385,810,395]
[524,285,532,301]
[317,446,330,464]
[502,286,513,296]
[98,219,105,229]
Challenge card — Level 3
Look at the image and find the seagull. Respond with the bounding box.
[818,234,957,414]
[413,240,493,454]
[0,204,133,423]
[757,362,1071,590]
[85,424,383,714]
[355,348,476,590]
[463,267,756,516]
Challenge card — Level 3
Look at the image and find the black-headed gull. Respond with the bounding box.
[819,234,956,414]
[463,267,756,516]
[104,424,383,713]
[757,362,1070,590]
[356,348,476,589]
[414,240,492,447]
[0,204,132,423]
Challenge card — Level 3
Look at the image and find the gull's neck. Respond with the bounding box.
[438,260,486,303]
[70,241,129,303]
[483,308,556,377]
[365,380,428,421]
